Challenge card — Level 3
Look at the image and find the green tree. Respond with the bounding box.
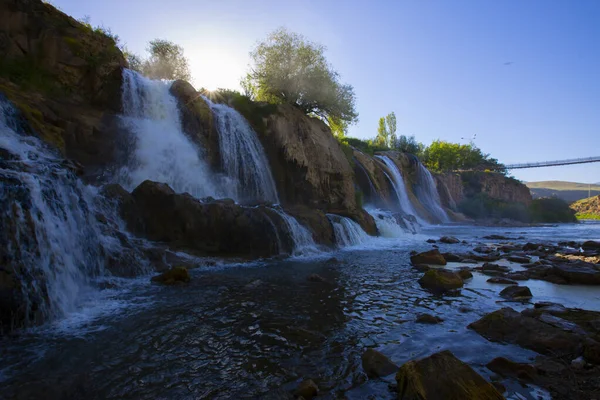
[375,117,389,147]
[421,140,504,172]
[395,135,423,155]
[141,39,191,81]
[244,28,358,126]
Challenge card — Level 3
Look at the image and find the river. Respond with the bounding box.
[1,222,599,399]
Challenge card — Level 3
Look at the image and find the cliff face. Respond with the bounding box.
[0,0,126,176]
[436,171,532,209]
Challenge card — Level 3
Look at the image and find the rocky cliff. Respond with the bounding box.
[438,171,532,206]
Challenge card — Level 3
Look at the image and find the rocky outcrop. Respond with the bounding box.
[410,249,447,265]
[395,350,503,399]
[353,150,394,208]
[108,180,296,259]
[418,269,464,293]
[169,81,219,168]
[0,0,127,176]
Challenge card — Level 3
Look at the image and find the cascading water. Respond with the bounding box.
[375,155,424,225]
[365,207,419,236]
[327,214,370,247]
[118,69,225,199]
[203,98,278,204]
[0,97,116,327]
[414,161,450,223]
[272,208,319,256]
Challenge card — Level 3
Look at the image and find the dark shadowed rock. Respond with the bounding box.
[418,269,463,293]
[307,274,326,283]
[426,239,437,244]
[458,269,473,280]
[410,249,447,265]
[295,379,318,399]
[150,266,190,285]
[486,357,538,382]
[412,264,431,272]
[440,236,460,244]
[507,255,531,264]
[361,349,399,378]
[441,252,461,262]
[499,286,533,300]
[416,314,444,324]
[582,241,600,250]
[395,350,503,400]
[487,277,518,285]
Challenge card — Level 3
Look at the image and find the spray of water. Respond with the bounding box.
[327,214,370,247]
[414,161,450,223]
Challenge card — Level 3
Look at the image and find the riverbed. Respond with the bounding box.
[1,222,599,399]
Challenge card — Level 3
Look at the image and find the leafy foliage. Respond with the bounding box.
[126,39,191,81]
[393,135,423,155]
[529,198,577,223]
[244,28,358,126]
[421,140,504,173]
[374,112,397,147]
[340,137,389,155]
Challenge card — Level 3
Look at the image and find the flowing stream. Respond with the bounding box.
[414,161,450,223]
[327,214,370,247]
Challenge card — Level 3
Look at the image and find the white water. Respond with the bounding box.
[414,161,450,223]
[327,214,370,247]
[203,98,278,204]
[375,155,424,224]
[0,98,113,325]
[365,207,418,236]
[272,209,320,256]
[118,69,225,198]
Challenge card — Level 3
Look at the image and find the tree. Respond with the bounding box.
[395,135,423,155]
[375,117,388,147]
[386,112,397,147]
[421,140,504,172]
[244,28,358,126]
[141,39,191,81]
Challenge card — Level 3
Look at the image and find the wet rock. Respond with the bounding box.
[410,249,447,266]
[487,277,518,285]
[523,242,540,251]
[571,356,586,369]
[307,274,326,283]
[441,252,461,262]
[395,350,503,400]
[506,255,531,264]
[468,308,585,358]
[457,269,473,280]
[487,357,538,382]
[418,269,463,293]
[361,348,399,378]
[484,235,514,240]
[461,258,478,264]
[499,285,533,300]
[412,264,431,272]
[295,379,318,399]
[440,236,460,244]
[474,246,495,254]
[504,272,528,281]
[549,261,600,285]
[426,239,437,244]
[416,314,444,324]
[582,241,600,250]
[469,253,501,262]
[481,263,510,273]
[491,382,506,394]
[150,266,190,285]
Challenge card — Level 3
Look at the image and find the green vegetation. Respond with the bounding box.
[339,137,389,156]
[207,89,278,135]
[570,194,600,220]
[421,140,504,173]
[127,39,191,81]
[576,213,600,220]
[374,112,397,147]
[242,28,358,129]
[0,57,60,95]
[529,197,577,223]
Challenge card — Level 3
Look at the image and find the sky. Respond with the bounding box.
[50,0,600,183]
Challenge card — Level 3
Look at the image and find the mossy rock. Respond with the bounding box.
[410,249,447,266]
[418,269,463,293]
[150,266,190,285]
[396,350,504,400]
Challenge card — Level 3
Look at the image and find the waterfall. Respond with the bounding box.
[375,156,423,224]
[203,98,278,204]
[118,69,225,199]
[327,214,370,247]
[415,161,450,223]
[0,97,116,326]
[272,208,319,256]
[365,207,419,236]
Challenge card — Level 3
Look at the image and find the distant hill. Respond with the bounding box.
[526,181,600,203]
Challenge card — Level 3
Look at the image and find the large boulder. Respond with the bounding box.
[418,269,463,293]
[127,180,294,258]
[361,349,399,378]
[499,285,533,300]
[395,350,504,399]
[410,249,447,265]
[150,266,190,285]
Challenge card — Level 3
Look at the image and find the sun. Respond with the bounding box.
[187,45,246,92]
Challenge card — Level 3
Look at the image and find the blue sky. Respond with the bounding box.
[50,0,600,183]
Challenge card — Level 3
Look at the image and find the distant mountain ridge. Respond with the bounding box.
[526,181,600,203]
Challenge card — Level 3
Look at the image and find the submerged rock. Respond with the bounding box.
[410,249,447,265]
[486,357,538,382]
[418,269,463,293]
[499,285,533,300]
[416,314,444,324]
[458,269,473,280]
[150,266,190,285]
[506,255,531,264]
[361,349,399,378]
[395,350,503,400]
[307,274,326,283]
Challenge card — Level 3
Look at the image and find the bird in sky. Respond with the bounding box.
[504,62,513,65]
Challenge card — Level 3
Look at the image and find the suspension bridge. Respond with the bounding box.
[501,156,600,170]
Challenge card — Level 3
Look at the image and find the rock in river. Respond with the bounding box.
[440,236,460,244]
[418,269,464,293]
[151,266,190,285]
[361,349,399,378]
[416,314,444,324]
[410,249,447,266]
[499,285,533,300]
[395,350,503,399]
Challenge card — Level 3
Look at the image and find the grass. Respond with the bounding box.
[576,213,600,221]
